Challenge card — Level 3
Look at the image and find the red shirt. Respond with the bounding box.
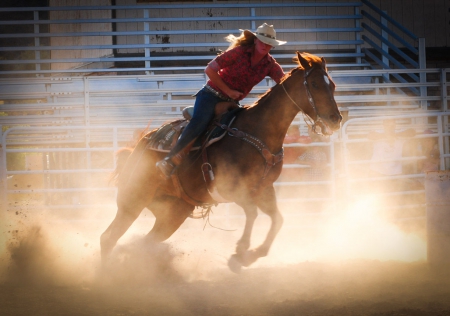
[206,46,284,101]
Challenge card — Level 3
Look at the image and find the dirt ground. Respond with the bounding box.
[1,260,450,316]
[1,202,449,316]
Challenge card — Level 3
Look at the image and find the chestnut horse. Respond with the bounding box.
[100,52,342,272]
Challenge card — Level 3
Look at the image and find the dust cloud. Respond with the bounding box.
[0,190,449,315]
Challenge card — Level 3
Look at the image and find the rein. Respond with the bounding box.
[281,66,327,134]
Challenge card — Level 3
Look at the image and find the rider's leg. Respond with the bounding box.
[156,89,222,178]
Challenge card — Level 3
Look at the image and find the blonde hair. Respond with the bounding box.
[225,31,256,50]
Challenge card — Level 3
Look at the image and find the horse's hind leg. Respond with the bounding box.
[230,186,283,270]
[145,195,194,243]
[100,192,154,266]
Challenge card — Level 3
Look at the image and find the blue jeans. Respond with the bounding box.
[168,87,223,156]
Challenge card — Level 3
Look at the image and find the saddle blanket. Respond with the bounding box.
[145,107,243,153]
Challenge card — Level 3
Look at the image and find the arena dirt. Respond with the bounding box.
[1,200,450,316]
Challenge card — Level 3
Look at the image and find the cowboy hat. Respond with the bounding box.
[241,23,286,46]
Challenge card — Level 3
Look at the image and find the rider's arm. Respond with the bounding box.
[268,60,285,84]
[205,62,243,101]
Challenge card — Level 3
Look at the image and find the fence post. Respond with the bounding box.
[381,12,389,68]
[442,70,450,167]
[419,38,427,110]
[144,9,151,75]
[250,7,255,30]
[83,77,91,170]
[441,68,448,112]
[425,171,450,268]
[381,11,390,101]
[33,10,41,76]
[354,6,361,65]
[0,127,6,210]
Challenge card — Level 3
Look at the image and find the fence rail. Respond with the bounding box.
[2,112,449,218]
[1,124,338,211]
[1,68,448,134]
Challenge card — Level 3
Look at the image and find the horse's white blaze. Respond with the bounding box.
[324,75,330,85]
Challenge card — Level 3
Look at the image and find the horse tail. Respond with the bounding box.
[109,125,156,186]
[109,147,134,186]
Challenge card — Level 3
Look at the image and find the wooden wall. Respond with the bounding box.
[118,0,450,49]
[49,0,113,71]
[47,0,450,70]
[114,0,358,53]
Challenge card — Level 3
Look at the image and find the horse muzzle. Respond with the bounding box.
[314,112,342,135]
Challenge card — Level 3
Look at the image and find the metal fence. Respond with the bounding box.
[341,112,450,219]
[1,1,449,218]
[1,65,449,214]
[1,67,448,131]
[1,124,337,212]
[2,110,450,217]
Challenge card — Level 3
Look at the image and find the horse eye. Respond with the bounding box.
[311,81,318,88]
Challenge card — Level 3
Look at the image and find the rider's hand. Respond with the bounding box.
[227,89,243,101]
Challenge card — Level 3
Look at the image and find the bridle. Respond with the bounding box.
[281,66,333,134]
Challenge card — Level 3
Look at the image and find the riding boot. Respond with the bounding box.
[156,139,196,179]
[156,87,220,179]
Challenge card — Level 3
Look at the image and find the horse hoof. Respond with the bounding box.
[227,254,242,274]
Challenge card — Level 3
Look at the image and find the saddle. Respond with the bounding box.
[146,102,244,152]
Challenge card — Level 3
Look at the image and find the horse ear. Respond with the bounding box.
[321,57,328,72]
[296,52,311,70]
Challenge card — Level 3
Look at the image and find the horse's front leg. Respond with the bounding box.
[254,186,283,256]
[230,186,283,271]
[235,203,258,254]
[227,203,257,273]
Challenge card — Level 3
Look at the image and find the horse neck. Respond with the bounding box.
[246,73,303,150]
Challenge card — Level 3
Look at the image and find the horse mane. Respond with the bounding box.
[249,72,291,108]
[249,52,323,108]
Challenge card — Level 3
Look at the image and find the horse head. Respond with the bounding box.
[291,52,342,136]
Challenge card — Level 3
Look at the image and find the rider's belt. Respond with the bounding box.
[204,84,235,103]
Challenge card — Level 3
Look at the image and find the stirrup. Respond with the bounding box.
[156,157,176,179]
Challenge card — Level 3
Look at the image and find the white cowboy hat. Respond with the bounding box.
[241,23,287,46]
